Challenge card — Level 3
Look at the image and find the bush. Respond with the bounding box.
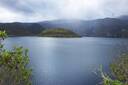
[100,67,123,85]
[100,53,128,85]
[0,31,32,85]
[110,54,128,85]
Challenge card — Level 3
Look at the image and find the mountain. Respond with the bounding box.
[0,23,44,36]
[39,18,128,37]
[118,15,128,21]
[1,16,128,38]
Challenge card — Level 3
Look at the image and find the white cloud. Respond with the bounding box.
[0,0,128,22]
[0,6,56,22]
[56,0,103,19]
[0,7,24,22]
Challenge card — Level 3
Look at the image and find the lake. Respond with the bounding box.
[3,37,128,85]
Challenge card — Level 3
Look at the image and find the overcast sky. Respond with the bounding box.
[0,0,128,22]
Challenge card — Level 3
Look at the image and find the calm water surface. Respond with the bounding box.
[3,37,128,85]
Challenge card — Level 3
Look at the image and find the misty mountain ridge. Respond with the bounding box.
[0,15,128,37]
[39,16,128,37]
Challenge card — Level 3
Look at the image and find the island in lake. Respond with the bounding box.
[39,28,80,37]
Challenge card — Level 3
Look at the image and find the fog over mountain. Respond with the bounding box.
[0,0,128,22]
[0,16,128,37]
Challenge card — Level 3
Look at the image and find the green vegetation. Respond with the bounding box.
[110,54,128,85]
[39,28,80,37]
[0,31,32,85]
[100,54,128,85]
[0,31,7,40]
[99,65,123,85]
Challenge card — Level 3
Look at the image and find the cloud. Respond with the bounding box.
[0,0,128,22]
[0,0,34,14]
[0,5,56,22]
[0,7,24,22]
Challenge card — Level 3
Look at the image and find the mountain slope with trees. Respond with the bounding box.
[1,16,128,38]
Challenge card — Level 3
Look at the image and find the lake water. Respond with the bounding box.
[3,37,128,85]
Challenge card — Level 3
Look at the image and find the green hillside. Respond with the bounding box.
[39,28,80,37]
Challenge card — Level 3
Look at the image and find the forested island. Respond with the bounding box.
[39,28,80,37]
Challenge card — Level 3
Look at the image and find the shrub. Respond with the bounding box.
[110,54,128,85]
[99,66,123,85]
[0,31,32,85]
[100,53,128,85]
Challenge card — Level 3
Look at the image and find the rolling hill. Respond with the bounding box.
[0,15,128,38]
[0,23,44,36]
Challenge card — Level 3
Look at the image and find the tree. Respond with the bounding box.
[0,31,32,85]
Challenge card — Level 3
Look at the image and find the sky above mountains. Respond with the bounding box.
[0,0,128,22]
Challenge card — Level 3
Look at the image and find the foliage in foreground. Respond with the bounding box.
[100,53,128,85]
[0,31,32,85]
[99,66,123,85]
[110,54,128,85]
